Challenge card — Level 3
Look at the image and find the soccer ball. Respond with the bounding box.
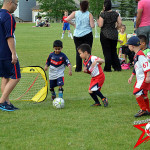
[145,122,150,136]
[53,98,65,109]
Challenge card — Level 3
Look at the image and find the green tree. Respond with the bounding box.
[89,0,104,18]
[117,0,128,17]
[127,0,137,17]
[37,0,76,20]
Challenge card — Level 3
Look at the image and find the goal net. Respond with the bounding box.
[9,66,48,102]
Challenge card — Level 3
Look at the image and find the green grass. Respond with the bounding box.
[0,23,150,150]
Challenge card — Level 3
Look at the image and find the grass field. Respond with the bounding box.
[0,23,150,150]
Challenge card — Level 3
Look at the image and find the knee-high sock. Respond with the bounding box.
[136,96,147,111]
[89,93,100,104]
[94,90,105,99]
[144,97,150,112]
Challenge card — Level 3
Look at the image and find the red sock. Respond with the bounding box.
[144,97,150,112]
[136,96,147,111]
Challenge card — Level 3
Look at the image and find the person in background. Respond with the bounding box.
[136,0,150,48]
[98,0,122,72]
[61,11,73,39]
[65,0,95,72]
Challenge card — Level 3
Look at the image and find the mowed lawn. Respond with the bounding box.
[0,23,150,150]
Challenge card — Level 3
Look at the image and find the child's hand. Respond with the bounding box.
[145,76,150,83]
[69,70,72,76]
[119,40,123,44]
[128,76,133,84]
[44,65,48,71]
[83,66,87,73]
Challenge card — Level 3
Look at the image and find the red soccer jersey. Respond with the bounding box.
[63,16,68,23]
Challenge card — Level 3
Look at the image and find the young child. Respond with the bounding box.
[61,11,73,39]
[44,40,72,100]
[118,24,128,63]
[78,44,108,107]
[138,35,150,62]
[128,36,150,117]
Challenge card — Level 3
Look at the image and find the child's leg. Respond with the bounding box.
[94,90,108,107]
[58,86,63,98]
[89,90,101,105]
[143,90,150,112]
[50,88,56,100]
[68,30,73,39]
[61,31,65,39]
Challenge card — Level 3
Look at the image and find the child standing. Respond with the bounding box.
[138,35,150,62]
[118,24,128,63]
[44,40,72,100]
[61,11,73,39]
[128,36,150,117]
[78,44,108,107]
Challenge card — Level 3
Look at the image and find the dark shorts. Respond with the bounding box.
[63,23,70,30]
[50,77,64,89]
[0,59,21,79]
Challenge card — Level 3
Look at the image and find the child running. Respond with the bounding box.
[78,44,108,107]
[61,11,73,39]
[44,40,72,100]
[128,36,150,117]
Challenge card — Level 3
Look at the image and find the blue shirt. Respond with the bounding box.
[74,10,92,37]
[46,52,71,80]
[0,9,16,60]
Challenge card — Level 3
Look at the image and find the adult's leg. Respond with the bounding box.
[110,39,121,71]
[73,36,84,72]
[83,32,93,51]
[0,78,20,103]
[100,32,112,72]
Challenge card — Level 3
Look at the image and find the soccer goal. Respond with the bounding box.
[9,66,48,102]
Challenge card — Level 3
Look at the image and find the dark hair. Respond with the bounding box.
[138,35,147,43]
[80,0,89,12]
[77,44,91,54]
[104,0,112,11]
[53,40,63,48]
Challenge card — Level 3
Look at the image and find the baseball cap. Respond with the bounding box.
[127,36,140,46]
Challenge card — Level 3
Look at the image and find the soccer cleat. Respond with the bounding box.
[102,98,108,107]
[134,110,147,117]
[91,103,101,106]
[0,102,15,111]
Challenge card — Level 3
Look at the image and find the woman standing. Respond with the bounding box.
[98,0,122,72]
[65,0,95,72]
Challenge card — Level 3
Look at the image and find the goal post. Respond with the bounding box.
[9,66,48,102]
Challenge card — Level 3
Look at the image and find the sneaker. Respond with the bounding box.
[9,103,19,110]
[102,98,108,107]
[91,103,101,106]
[134,110,147,117]
[0,102,15,111]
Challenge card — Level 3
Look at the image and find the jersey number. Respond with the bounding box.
[143,62,149,68]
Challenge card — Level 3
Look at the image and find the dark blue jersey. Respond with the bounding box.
[0,9,16,60]
[46,52,71,80]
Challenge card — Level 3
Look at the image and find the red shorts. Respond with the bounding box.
[89,74,105,91]
[133,88,148,97]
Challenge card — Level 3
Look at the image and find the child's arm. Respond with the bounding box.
[44,64,48,71]
[128,74,135,84]
[68,65,72,76]
[146,71,150,83]
[91,58,105,68]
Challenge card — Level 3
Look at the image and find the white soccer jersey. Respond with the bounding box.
[133,50,150,89]
[83,55,104,77]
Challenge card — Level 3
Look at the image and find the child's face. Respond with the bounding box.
[139,40,146,50]
[78,50,88,59]
[54,47,62,54]
[64,11,68,16]
[128,45,134,52]
[120,26,126,33]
